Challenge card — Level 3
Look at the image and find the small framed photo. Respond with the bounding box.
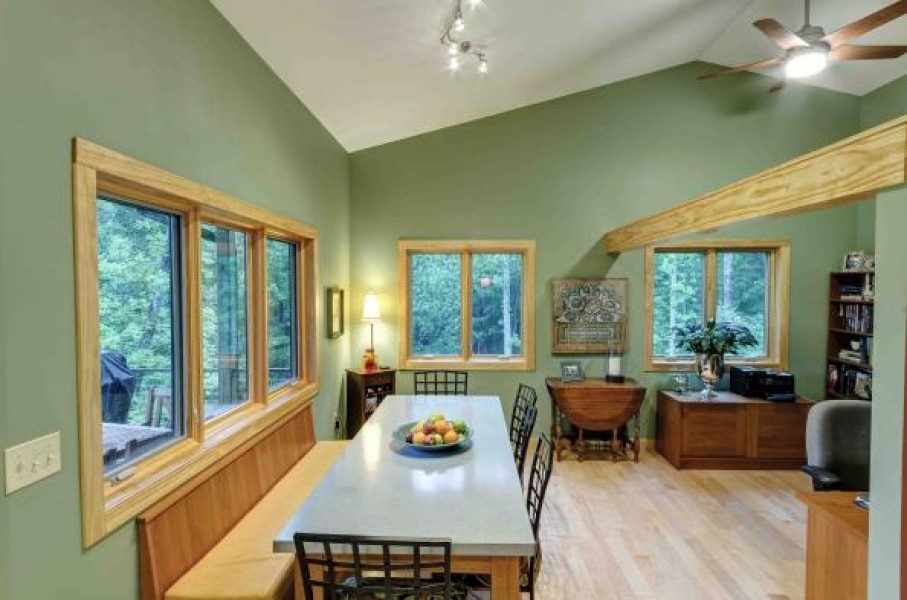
[560,360,583,382]
[843,251,866,271]
[326,286,344,339]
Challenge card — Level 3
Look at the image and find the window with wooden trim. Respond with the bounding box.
[398,240,535,371]
[644,240,790,371]
[73,139,318,547]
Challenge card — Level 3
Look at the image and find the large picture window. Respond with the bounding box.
[645,240,789,371]
[398,240,535,371]
[73,139,317,547]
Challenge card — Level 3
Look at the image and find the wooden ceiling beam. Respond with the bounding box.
[602,115,907,254]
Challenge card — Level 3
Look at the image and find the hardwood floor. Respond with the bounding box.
[533,448,810,600]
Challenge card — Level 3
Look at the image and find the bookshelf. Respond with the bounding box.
[825,271,873,400]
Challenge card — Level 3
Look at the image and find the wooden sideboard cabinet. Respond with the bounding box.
[656,390,813,469]
[345,368,395,438]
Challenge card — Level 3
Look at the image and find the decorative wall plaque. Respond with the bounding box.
[551,278,627,354]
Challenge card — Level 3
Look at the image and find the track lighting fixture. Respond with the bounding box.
[440,0,489,75]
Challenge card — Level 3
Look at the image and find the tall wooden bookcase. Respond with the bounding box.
[825,271,874,400]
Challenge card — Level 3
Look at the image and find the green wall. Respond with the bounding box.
[0,1,350,599]
[861,74,907,600]
[350,62,862,436]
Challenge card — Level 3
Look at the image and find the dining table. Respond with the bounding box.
[274,394,536,600]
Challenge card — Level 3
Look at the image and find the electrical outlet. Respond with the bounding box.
[4,431,61,495]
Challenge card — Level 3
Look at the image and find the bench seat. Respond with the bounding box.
[165,441,348,600]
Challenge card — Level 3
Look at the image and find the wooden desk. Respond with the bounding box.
[275,395,535,600]
[799,492,868,600]
[545,377,646,462]
[656,390,813,469]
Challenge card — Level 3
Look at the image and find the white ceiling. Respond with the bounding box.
[211,0,907,151]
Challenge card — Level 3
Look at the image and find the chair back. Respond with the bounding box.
[523,434,554,598]
[512,405,538,483]
[413,370,468,395]
[509,384,538,481]
[806,399,871,491]
[294,533,453,600]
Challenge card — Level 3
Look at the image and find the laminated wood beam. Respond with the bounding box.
[603,115,907,253]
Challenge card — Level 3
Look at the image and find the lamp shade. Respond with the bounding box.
[362,291,382,322]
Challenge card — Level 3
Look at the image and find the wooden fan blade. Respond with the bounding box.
[822,0,907,48]
[830,44,907,61]
[697,57,782,80]
[753,18,809,50]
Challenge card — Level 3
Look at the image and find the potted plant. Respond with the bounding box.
[673,319,758,397]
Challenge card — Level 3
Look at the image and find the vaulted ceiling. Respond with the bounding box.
[211,0,907,151]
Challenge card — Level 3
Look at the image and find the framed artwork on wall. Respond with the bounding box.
[551,278,628,354]
[326,286,344,339]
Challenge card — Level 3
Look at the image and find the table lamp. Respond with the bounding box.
[362,291,381,371]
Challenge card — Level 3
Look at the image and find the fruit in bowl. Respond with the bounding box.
[403,414,469,447]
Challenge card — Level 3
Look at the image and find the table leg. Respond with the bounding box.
[490,556,521,600]
[611,428,622,462]
[576,429,586,462]
[553,413,563,462]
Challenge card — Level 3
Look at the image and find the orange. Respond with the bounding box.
[413,432,426,445]
[434,420,449,435]
[443,430,459,444]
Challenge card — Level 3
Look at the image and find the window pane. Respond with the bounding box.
[410,253,462,356]
[652,252,705,357]
[716,251,769,358]
[267,238,298,390]
[201,224,249,420]
[97,197,183,473]
[472,253,523,356]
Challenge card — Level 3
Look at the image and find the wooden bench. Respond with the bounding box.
[138,405,347,600]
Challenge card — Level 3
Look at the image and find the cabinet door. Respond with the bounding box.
[747,403,810,459]
[681,404,747,457]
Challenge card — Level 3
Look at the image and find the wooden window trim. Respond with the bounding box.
[397,240,536,372]
[644,238,790,372]
[73,139,319,547]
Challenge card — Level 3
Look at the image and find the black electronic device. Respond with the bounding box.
[730,366,796,399]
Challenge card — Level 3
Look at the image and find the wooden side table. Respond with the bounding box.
[345,368,395,438]
[544,377,646,462]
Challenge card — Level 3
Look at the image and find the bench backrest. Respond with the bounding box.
[137,405,316,600]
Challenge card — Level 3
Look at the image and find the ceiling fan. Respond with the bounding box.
[699,0,907,91]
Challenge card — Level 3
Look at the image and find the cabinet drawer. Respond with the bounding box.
[365,374,394,387]
[681,404,747,458]
[747,403,810,459]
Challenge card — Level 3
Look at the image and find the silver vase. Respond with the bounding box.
[694,353,725,398]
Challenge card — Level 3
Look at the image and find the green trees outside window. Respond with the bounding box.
[267,238,298,389]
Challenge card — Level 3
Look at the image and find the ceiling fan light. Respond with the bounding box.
[785,47,828,79]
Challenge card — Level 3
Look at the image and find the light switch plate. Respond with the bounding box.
[4,431,61,494]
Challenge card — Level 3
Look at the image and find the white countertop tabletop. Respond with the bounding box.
[274,395,536,556]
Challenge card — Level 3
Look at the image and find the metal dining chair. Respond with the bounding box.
[461,434,554,600]
[413,370,468,395]
[523,433,555,600]
[509,384,539,483]
[293,533,454,600]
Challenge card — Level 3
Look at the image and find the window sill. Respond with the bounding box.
[91,381,318,546]
[401,356,534,372]
[645,359,785,373]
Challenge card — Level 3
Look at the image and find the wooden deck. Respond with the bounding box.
[533,447,809,600]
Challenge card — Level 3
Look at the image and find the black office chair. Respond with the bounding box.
[413,370,468,396]
[293,533,454,600]
[510,389,538,484]
[801,399,871,491]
